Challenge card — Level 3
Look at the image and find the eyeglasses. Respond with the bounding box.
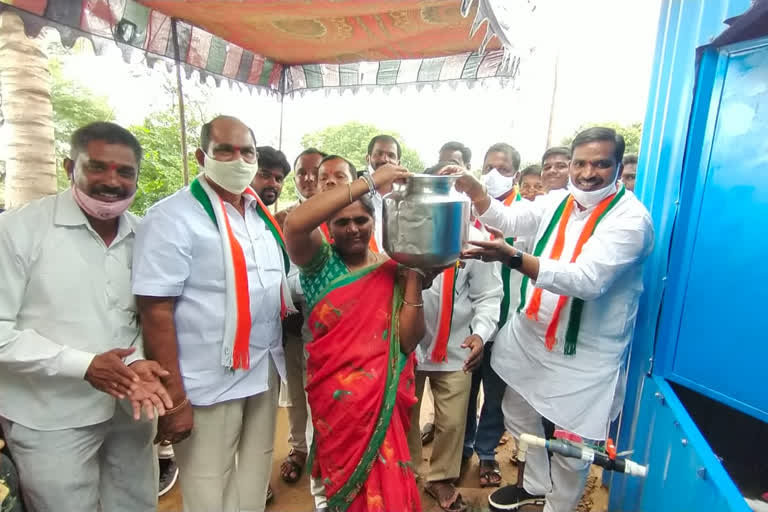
[211,144,258,163]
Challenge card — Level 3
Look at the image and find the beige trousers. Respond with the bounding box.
[174,359,279,512]
[408,370,471,482]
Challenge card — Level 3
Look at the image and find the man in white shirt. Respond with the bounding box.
[365,134,401,248]
[407,168,502,509]
[133,115,290,512]
[450,127,654,512]
[0,121,172,512]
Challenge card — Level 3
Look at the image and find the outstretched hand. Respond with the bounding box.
[461,225,515,264]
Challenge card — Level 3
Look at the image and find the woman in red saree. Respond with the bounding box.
[284,164,427,512]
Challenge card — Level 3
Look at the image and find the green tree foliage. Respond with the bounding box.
[560,121,642,156]
[50,58,115,190]
[300,121,424,173]
[128,110,201,216]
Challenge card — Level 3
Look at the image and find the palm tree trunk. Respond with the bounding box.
[0,11,55,208]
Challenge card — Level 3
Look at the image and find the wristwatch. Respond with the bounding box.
[505,248,523,269]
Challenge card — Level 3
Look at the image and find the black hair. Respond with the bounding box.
[70,122,143,163]
[329,192,376,224]
[520,164,542,179]
[541,146,571,164]
[256,146,291,177]
[200,115,256,153]
[358,193,376,218]
[622,154,638,166]
[423,161,456,175]
[367,134,402,159]
[571,127,625,164]
[294,147,328,169]
[439,141,472,167]
[319,155,357,180]
[484,143,521,172]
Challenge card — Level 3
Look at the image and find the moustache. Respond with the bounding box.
[262,187,278,196]
[90,186,128,198]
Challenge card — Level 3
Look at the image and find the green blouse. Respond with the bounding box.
[299,241,350,310]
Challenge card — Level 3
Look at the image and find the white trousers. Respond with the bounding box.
[174,359,279,512]
[1,402,156,512]
[502,387,591,512]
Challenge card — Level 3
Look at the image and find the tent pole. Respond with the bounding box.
[545,51,559,148]
[171,18,190,186]
[277,89,285,150]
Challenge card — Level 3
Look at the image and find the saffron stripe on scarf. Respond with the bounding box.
[502,185,521,206]
[517,195,570,313]
[219,196,253,369]
[526,197,574,322]
[245,188,290,271]
[430,263,457,363]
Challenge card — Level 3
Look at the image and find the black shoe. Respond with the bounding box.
[158,457,179,497]
[488,485,546,510]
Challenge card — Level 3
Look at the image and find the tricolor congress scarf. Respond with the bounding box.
[430,262,459,363]
[498,185,522,329]
[191,176,296,370]
[517,186,626,355]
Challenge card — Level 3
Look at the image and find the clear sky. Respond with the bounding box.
[24,0,662,170]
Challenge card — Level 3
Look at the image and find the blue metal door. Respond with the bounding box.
[655,38,768,423]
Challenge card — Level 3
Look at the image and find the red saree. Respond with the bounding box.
[305,258,421,512]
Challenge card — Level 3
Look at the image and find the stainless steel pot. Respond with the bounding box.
[382,175,470,268]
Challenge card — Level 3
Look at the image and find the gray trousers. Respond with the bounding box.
[1,403,156,512]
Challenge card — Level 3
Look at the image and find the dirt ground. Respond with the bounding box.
[159,400,609,512]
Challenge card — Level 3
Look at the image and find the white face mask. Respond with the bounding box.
[567,177,618,208]
[482,168,517,198]
[203,154,259,194]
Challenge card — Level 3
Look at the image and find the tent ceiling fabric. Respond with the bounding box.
[0,0,536,94]
[137,0,497,65]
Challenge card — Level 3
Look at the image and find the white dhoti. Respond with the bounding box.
[502,387,591,512]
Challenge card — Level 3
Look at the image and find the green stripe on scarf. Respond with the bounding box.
[190,178,216,224]
[255,207,290,271]
[498,237,516,329]
[497,192,521,328]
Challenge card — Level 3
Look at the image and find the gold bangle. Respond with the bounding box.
[402,299,424,308]
[166,397,190,415]
[347,183,353,204]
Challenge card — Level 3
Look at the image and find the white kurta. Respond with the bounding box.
[132,188,286,406]
[416,227,503,371]
[480,189,654,440]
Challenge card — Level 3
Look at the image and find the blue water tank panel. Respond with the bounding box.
[659,39,768,422]
[609,1,766,510]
